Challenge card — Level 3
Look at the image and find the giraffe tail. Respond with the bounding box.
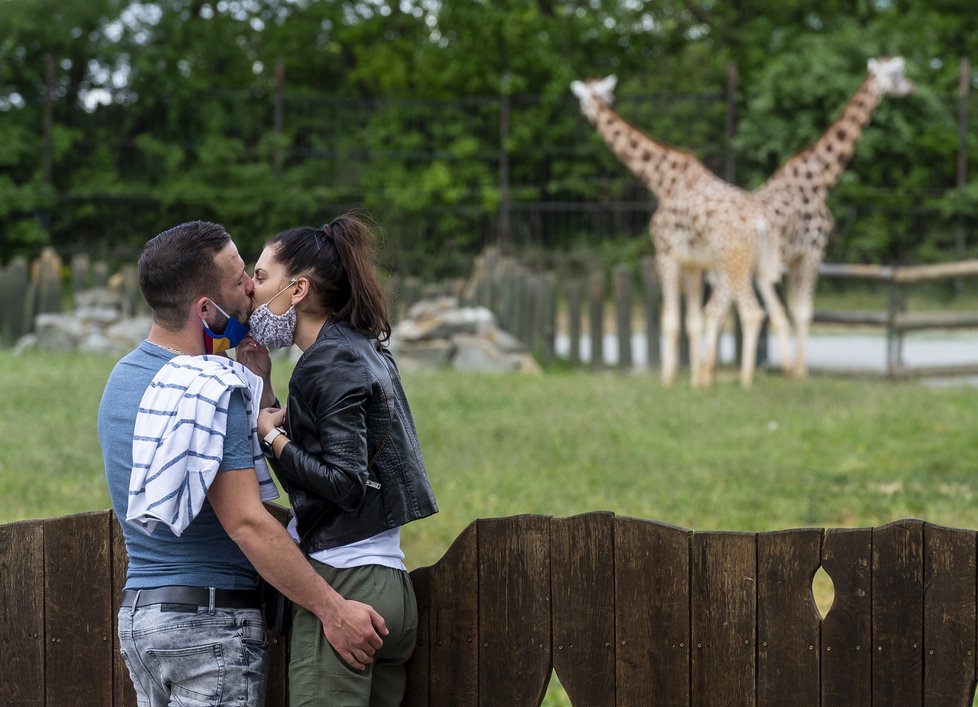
[753,217,782,284]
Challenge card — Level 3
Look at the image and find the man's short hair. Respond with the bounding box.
[138,221,231,329]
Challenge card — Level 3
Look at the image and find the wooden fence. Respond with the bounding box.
[407,250,978,377]
[814,260,978,377]
[6,245,978,379]
[0,248,142,346]
[3,510,977,705]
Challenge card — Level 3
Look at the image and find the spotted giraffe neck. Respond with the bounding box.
[591,101,707,200]
[768,74,884,195]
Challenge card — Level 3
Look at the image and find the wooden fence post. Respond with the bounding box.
[567,277,583,366]
[35,247,63,316]
[71,253,90,294]
[0,257,30,345]
[538,273,556,362]
[613,263,633,370]
[523,274,539,354]
[640,256,660,370]
[885,280,905,376]
[119,264,145,317]
[92,260,109,288]
[588,270,605,369]
[402,276,422,318]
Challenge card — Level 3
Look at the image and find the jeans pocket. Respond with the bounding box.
[239,618,269,651]
[147,643,225,706]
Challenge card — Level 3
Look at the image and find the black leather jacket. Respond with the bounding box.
[270,319,437,554]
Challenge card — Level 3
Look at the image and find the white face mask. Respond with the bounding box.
[248,279,297,349]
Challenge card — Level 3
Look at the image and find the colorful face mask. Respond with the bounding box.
[248,280,297,349]
[202,299,251,354]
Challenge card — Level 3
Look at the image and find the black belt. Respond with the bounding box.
[121,586,260,610]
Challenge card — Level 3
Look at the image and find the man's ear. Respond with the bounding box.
[195,296,215,322]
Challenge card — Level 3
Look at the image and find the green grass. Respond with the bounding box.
[3,351,978,705]
[5,350,978,572]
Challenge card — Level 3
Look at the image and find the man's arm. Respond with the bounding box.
[207,468,388,669]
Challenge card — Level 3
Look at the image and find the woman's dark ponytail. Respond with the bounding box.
[321,215,391,342]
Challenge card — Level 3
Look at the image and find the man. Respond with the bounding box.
[99,221,387,705]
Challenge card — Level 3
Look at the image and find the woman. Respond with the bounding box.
[241,213,438,706]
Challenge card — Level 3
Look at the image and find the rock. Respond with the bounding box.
[32,313,85,352]
[391,296,538,374]
[393,339,456,372]
[452,335,519,372]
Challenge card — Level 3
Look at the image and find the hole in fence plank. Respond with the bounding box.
[541,671,571,707]
[811,564,835,620]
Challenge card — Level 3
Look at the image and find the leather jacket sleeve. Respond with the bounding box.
[274,351,371,512]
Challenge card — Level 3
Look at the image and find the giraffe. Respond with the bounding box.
[755,56,914,377]
[571,75,792,387]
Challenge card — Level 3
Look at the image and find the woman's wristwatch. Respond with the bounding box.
[262,426,288,451]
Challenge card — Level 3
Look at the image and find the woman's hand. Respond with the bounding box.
[236,336,278,407]
[257,406,287,438]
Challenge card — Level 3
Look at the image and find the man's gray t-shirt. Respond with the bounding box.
[99,340,256,590]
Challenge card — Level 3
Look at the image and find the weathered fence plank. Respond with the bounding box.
[873,519,925,707]
[0,519,45,706]
[923,524,976,706]
[477,515,551,707]
[110,514,137,707]
[821,527,873,707]
[403,565,431,706]
[614,517,691,706]
[551,512,616,706]
[44,511,114,705]
[757,528,822,706]
[691,531,756,707]
[422,520,479,705]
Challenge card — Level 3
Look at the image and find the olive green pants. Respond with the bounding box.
[289,560,417,707]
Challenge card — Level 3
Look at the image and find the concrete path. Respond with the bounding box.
[555,330,978,376]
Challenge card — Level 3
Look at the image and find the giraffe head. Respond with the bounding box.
[570,75,617,123]
[867,56,914,97]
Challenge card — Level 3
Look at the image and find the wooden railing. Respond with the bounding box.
[815,260,978,378]
[2,510,977,705]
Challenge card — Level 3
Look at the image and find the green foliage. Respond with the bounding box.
[0,1,975,271]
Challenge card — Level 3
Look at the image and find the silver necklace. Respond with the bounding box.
[149,340,190,356]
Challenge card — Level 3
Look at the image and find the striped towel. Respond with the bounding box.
[127,355,279,537]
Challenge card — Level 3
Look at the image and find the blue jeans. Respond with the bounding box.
[117,603,269,707]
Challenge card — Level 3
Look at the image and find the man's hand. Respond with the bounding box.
[320,597,389,670]
[235,336,276,406]
[208,470,388,671]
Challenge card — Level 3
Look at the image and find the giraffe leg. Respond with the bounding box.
[755,276,794,375]
[701,281,732,387]
[729,279,765,388]
[657,256,681,386]
[683,269,705,387]
[788,259,819,379]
